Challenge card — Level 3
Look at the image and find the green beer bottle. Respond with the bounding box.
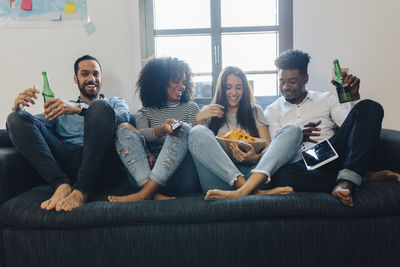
[333,59,351,103]
[42,71,55,103]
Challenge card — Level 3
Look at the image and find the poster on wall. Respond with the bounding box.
[0,0,88,27]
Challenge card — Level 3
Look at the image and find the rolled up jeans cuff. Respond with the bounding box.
[337,168,363,186]
[229,172,244,187]
[149,171,166,186]
[251,169,271,184]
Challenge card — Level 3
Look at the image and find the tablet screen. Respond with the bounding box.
[301,140,338,170]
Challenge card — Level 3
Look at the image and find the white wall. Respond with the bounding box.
[293,0,400,130]
[0,0,142,128]
[1,0,399,131]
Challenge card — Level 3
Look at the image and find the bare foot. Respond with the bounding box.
[108,179,160,202]
[205,186,294,201]
[40,183,72,211]
[108,191,153,202]
[55,189,87,212]
[366,170,400,182]
[331,180,354,207]
[153,193,175,200]
[204,189,241,200]
[255,186,294,195]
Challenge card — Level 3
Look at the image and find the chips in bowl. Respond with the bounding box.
[216,128,266,161]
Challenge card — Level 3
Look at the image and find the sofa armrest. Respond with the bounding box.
[374,129,400,172]
[0,147,42,205]
[0,130,12,148]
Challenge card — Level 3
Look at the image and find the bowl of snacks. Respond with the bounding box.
[216,128,266,161]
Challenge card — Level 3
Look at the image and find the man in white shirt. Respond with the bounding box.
[264,49,384,206]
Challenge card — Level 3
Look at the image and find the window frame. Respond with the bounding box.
[139,0,293,105]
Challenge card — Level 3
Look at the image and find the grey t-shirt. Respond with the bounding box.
[204,104,267,136]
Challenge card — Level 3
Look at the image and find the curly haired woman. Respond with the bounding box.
[108,57,201,202]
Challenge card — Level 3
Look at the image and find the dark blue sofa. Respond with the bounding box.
[1,99,400,266]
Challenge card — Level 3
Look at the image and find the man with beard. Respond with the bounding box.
[6,55,130,211]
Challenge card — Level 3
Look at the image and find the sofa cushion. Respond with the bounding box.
[2,180,400,229]
[0,129,12,148]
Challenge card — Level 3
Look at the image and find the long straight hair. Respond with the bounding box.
[208,66,259,137]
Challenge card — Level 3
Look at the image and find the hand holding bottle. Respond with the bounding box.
[12,86,40,112]
[331,71,360,101]
[331,59,360,102]
[43,98,82,120]
[342,72,360,101]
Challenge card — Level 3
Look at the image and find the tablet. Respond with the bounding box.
[301,140,338,170]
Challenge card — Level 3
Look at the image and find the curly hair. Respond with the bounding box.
[208,66,259,137]
[137,57,193,108]
[275,49,310,76]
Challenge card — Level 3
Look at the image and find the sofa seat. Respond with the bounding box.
[2,181,400,267]
[2,181,400,227]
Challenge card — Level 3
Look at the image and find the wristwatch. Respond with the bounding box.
[78,102,89,116]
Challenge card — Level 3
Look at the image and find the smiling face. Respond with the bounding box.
[278,69,308,104]
[225,74,243,112]
[166,73,186,102]
[74,59,102,102]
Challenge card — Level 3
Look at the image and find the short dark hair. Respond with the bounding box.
[275,49,310,76]
[74,55,102,75]
[137,57,193,108]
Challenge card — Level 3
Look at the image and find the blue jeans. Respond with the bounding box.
[188,124,303,192]
[6,100,120,192]
[115,123,201,195]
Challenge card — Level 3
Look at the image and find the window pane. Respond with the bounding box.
[154,0,210,30]
[247,73,277,96]
[155,35,212,74]
[221,33,277,71]
[193,76,212,98]
[221,0,277,27]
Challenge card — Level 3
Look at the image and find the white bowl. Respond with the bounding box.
[216,136,266,161]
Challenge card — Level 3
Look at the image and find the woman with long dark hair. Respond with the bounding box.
[189,66,303,200]
[108,57,200,202]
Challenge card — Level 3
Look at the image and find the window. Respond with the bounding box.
[139,0,293,105]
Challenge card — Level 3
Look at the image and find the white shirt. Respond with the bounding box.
[264,90,357,150]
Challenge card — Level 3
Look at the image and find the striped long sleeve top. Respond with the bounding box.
[135,101,200,152]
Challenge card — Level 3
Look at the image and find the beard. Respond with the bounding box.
[77,78,101,99]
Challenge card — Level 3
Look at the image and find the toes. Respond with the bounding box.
[46,200,57,211]
[205,196,215,200]
[55,200,65,212]
[204,193,214,200]
[40,200,50,209]
[340,197,354,207]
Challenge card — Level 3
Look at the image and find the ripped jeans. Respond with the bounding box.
[115,123,200,195]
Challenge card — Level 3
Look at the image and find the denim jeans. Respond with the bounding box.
[6,111,80,189]
[6,100,119,192]
[115,122,201,195]
[188,124,303,192]
[271,99,384,192]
